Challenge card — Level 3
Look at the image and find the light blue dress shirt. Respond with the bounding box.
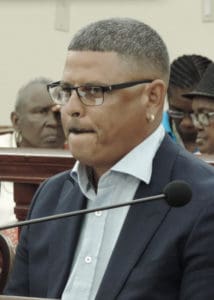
[62,125,165,300]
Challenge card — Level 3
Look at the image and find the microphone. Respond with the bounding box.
[0,180,192,230]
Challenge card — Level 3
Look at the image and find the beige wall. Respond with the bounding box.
[1,0,214,125]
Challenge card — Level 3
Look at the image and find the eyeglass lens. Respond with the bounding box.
[191,113,210,127]
[77,86,104,105]
[167,109,214,127]
[48,84,104,106]
[168,110,191,119]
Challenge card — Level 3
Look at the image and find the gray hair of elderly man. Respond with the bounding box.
[14,77,53,113]
[67,17,170,84]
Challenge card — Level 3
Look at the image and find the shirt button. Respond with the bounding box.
[85,256,92,264]
[95,211,102,216]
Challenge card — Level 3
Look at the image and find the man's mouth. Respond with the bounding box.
[196,135,206,145]
[69,128,95,134]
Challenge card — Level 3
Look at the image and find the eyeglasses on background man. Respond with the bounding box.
[167,109,193,120]
[168,109,214,127]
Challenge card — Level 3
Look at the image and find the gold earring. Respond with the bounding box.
[150,114,155,122]
[15,130,22,147]
[147,114,155,122]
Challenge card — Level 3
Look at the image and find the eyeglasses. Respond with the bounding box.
[168,109,214,127]
[47,79,153,106]
[190,112,214,127]
[168,109,193,119]
[168,109,214,126]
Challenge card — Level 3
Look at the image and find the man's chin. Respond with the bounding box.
[197,140,212,154]
[181,133,197,143]
[40,141,63,149]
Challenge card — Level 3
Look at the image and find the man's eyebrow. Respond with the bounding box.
[31,104,53,110]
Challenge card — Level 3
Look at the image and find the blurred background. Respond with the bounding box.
[1,0,214,125]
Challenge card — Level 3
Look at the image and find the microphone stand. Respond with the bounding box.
[0,194,165,230]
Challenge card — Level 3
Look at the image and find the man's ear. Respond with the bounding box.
[142,79,167,124]
[147,79,166,108]
[10,111,20,130]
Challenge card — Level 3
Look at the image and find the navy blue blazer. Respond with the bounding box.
[5,135,214,299]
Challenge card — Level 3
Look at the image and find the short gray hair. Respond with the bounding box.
[68,18,170,82]
[15,77,52,113]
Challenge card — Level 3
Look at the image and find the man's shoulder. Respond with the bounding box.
[157,134,214,185]
[177,146,214,174]
[47,169,72,182]
[39,169,75,195]
[28,169,80,219]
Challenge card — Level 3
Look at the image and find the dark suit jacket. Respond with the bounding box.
[4,135,214,299]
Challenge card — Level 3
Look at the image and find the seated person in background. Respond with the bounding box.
[4,18,214,300]
[6,77,65,148]
[0,77,66,233]
[184,63,214,154]
[163,54,212,152]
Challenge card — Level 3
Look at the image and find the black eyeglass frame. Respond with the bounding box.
[167,109,193,119]
[168,108,214,127]
[47,79,154,106]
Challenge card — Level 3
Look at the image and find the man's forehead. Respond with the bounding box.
[62,50,137,84]
[21,88,53,110]
[169,87,194,105]
[23,101,53,111]
[66,50,119,59]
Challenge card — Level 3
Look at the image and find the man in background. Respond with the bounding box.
[183,62,214,154]
[0,77,65,229]
[163,54,212,152]
[9,77,65,149]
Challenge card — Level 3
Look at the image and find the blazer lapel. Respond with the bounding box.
[96,135,180,300]
[47,178,87,298]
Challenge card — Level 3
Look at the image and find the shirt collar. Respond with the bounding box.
[71,125,165,185]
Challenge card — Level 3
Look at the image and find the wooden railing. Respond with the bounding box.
[0,148,75,222]
[0,149,213,223]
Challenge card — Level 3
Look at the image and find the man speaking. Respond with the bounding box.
[4,18,214,299]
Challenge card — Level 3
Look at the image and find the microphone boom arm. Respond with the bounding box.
[0,179,192,231]
[0,194,165,230]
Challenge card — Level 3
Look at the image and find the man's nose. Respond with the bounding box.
[180,114,195,128]
[62,91,85,118]
[46,110,61,127]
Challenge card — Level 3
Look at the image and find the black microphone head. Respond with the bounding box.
[163,180,192,207]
